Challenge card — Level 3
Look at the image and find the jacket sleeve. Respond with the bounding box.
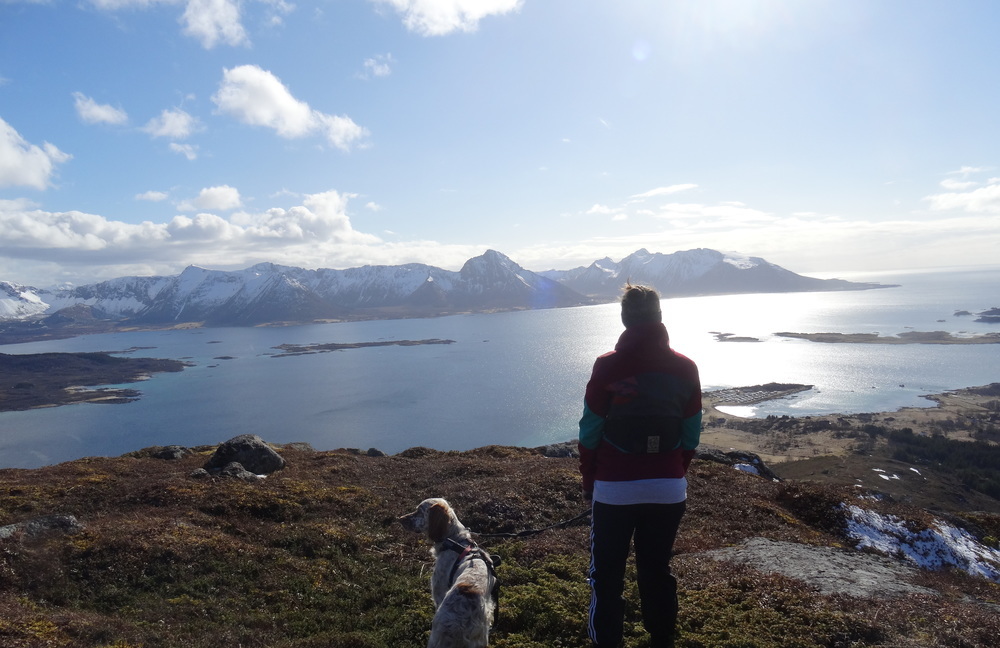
[679,366,703,468]
[578,402,604,496]
[578,359,609,496]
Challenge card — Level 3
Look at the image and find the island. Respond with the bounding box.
[774,331,1000,344]
[0,352,188,412]
[270,338,456,357]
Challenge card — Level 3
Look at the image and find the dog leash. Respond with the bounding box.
[471,508,592,539]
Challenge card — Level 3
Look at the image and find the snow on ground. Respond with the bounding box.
[844,504,1000,582]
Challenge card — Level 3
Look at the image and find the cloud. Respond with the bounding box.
[72,92,128,125]
[586,204,619,216]
[939,178,977,191]
[135,190,169,201]
[212,65,369,151]
[89,0,249,49]
[181,0,248,48]
[142,108,201,139]
[0,117,72,190]
[948,166,988,176]
[360,53,394,79]
[924,183,1000,214]
[169,142,199,160]
[372,0,523,36]
[0,187,510,286]
[629,184,698,201]
[178,185,243,211]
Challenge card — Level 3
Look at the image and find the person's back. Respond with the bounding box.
[578,284,701,648]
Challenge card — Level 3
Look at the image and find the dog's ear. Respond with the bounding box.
[427,502,451,542]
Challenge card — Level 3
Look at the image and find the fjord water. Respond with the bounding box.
[1,267,997,469]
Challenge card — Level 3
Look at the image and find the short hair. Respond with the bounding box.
[620,283,662,328]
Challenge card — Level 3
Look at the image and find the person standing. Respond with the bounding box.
[578,284,702,648]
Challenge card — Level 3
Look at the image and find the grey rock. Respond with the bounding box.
[219,461,261,482]
[204,434,285,475]
[704,537,937,598]
[696,448,781,481]
[152,445,191,460]
[0,514,84,541]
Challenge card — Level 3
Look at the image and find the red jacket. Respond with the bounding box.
[578,322,702,496]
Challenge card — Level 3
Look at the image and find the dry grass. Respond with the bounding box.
[1,445,999,647]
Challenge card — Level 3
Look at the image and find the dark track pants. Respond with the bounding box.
[587,500,686,648]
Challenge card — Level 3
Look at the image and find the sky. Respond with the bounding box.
[1,0,999,288]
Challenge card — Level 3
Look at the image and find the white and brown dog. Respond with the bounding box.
[400,498,500,648]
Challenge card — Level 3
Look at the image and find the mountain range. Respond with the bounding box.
[0,249,887,333]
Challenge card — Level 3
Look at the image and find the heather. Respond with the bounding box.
[2,443,998,647]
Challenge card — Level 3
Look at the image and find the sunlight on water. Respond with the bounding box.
[1,268,998,468]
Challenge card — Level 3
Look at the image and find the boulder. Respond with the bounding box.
[696,448,781,481]
[0,514,84,541]
[204,434,285,475]
[152,445,191,460]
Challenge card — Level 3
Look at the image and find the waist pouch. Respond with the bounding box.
[603,415,682,454]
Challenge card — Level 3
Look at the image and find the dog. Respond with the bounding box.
[400,498,500,648]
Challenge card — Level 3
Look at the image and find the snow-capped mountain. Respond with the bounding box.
[540,248,884,298]
[0,249,885,331]
[0,251,590,327]
[0,281,49,320]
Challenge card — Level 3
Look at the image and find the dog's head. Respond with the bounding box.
[399,497,460,543]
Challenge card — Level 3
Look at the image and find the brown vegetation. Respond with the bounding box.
[2,441,998,647]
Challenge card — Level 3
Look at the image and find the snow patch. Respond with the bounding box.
[844,505,1000,582]
[733,463,760,476]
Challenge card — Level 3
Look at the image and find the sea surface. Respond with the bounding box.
[1,267,997,469]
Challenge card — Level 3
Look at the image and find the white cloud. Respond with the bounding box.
[212,65,368,150]
[169,142,199,160]
[939,178,978,191]
[136,190,169,201]
[948,166,987,176]
[361,53,394,79]
[586,204,615,215]
[924,183,1000,214]
[0,117,71,190]
[651,202,775,224]
[629,184,698,201]
[372,0,523,36]
[181,0,248,48]
[72,92,129,125]
[179,185,243,211]
[142,108,200,139]
[0,187,515,285]
[89,0,249,48]
[365,201,383,211]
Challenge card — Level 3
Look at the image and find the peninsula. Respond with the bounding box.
[0,352,188,411]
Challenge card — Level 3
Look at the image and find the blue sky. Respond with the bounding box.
[1,0,998,287]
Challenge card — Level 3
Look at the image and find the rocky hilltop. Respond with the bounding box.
[1,425,998,647]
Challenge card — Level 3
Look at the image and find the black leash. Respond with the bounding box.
[471,508,592,539]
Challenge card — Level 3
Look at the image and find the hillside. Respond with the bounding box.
[2,439,998,648]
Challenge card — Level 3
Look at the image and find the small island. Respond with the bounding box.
[775,331,1000,344]
[712,332,762,343]
[0,352,189,412]
[271,338,456,357]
